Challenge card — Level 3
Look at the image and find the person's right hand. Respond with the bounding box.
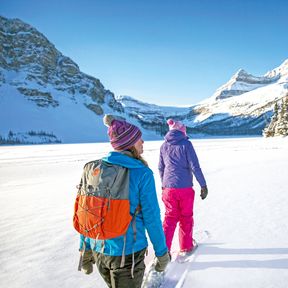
[200,186,208,200]
[155,252,170,272]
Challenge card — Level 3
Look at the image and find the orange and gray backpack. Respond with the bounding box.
[73,159,141,270]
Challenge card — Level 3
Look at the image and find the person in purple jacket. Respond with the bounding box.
[158,119,208,254]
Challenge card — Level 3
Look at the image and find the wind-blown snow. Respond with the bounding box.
[0,137,288,288]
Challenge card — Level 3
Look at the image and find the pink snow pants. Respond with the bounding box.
[162,187,195,252]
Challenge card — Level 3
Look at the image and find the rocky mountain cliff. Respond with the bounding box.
[0,15,287,144]
[0,16,124,110]
[0,16,125,144]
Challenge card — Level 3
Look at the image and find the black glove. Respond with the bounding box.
[155,251,170,272]
[200,186,208,200]
[81,250,95,274]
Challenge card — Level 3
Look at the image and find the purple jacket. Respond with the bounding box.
[159,130,207,188]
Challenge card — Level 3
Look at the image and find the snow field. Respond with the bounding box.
[0,137,287,288]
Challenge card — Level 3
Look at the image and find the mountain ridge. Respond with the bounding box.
[0,16,287,144]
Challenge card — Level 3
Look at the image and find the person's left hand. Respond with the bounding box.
[155,252,170,272]
[200,186,208,200]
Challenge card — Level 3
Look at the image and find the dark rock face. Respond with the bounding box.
[0,15,119,113]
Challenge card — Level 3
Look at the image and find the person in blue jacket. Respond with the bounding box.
[79,114,169,288]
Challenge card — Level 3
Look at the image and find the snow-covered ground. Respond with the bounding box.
[0,137,288,288]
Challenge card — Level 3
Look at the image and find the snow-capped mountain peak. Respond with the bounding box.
[211,66,280,101]
[264,59,288,81]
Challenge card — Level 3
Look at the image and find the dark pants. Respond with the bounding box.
[93,248,146,288]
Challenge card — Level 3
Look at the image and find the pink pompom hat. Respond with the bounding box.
[167,118,186,135]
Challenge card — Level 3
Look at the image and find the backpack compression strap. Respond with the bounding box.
[120,204,142,278]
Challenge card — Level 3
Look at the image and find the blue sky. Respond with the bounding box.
[1,0,288,106]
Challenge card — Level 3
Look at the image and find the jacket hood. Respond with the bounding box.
[164,129,188,145]
[102,151,144,169]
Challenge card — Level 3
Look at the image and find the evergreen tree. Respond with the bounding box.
[274,100,283,136]
[263,102,279,137]
[264,94,288,137]
[278,95,288,136]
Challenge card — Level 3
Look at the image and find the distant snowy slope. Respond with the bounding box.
[116,95,191,135]
[195,82,286,122]
[209,59,288,101]
[210,69,277,101]
[0,82,108,143]
[117,95,191,114]
[0,81,162,143]
[191,60,288,135]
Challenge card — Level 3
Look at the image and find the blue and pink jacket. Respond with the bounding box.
[159,130,206,188]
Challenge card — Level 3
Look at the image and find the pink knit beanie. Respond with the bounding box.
[103,115,142,150]
[167,118,186,135]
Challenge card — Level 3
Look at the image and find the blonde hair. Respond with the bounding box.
[128,146,148,167]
